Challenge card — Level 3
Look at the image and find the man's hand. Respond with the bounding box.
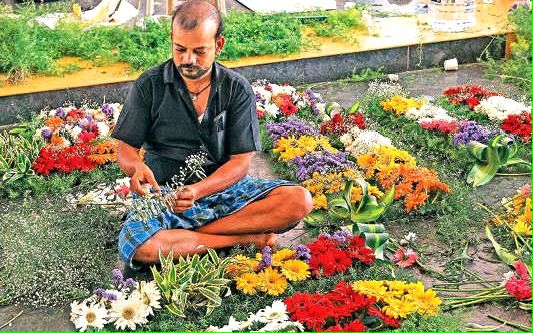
[171,186,197,213]
[130,163,161,196]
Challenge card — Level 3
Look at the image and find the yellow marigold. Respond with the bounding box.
[380,95,425,116]
[406,286,442,316]
[382,297,417,319]
[235,272,259,295]
[257,267,288,296]
[350,184,384,204]
[352,280,388,302]
[280,259,310,282]
[513,219,532,237]
[312,194,328,210]
[272,249,297,266]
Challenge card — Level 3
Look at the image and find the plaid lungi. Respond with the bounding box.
[119,175,295,268]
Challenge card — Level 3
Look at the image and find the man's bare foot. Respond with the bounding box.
[251,233,277,249]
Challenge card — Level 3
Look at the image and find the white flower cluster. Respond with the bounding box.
[70,280,161,332]
[67,177,132,216]
[405,103,457,123]
[364,80,407,102]
[474,96,530,121]
[253,82,299,119]
[340,126,393,158]
[206,300,304,332]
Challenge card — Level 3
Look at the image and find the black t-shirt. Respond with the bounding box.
[112,59,261,184]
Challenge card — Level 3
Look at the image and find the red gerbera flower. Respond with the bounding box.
[393,247,419,268]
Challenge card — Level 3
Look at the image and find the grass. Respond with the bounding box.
[0,3,365,81]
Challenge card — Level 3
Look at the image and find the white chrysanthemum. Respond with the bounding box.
[71,302,108,332]
[405,103,451,121]
[207,316,242,332]
[258,320,305,332]
[109,296,148,331]
[253,86,273,102]
[97,122,110,139]
[344,130,392,158]
[263,103,280,118]
[69,125,83,140]
[315,102,326,114]
[255,300,289,323]
[474,96,529,121]
[270,83,296,97]
[136,281,161,316]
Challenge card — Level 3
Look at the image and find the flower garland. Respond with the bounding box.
[306,231,375,278]
[443,84,499,109]
[284,281,401,331]
[70,269,160,332]
[228,246,311,296]
[352,280,442,318]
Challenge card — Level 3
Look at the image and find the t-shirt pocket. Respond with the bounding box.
[212,110,227,161]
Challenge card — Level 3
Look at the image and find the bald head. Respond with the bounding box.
[172,0,224,40]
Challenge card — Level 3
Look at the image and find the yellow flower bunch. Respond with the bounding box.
[230,249,310,296]
[301,168,362,209]
[273,135,338,162]
[380,95,425,116]
[497,187,532,237]
[357,146,416,185]
[352,280,441,318]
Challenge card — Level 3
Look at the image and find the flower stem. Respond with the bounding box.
[495,173,531,176]
[487,314,532,332]
[433,280,502,287]
[444,295,511,310]
[0,310,23,330]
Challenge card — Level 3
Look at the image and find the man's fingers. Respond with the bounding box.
[129,177,146,196]
[146,172,161,193]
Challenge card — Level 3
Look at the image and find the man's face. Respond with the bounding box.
[171,20,225,80]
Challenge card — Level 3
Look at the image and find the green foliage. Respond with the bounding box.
[397,311,465,332]
[0,194,118,307]
[151,249,232,317]
[482,7,532,94]
[434,96,491,125]
[0,131,42,186]
[306,7,364,42]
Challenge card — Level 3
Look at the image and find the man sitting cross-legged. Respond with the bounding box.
[112,0,313,269]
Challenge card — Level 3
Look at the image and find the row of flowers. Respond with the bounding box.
[253,82,451,213]
[32,103,122,175]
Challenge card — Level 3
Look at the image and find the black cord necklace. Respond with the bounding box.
[188,82,211,101]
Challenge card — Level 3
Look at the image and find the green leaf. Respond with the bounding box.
[207,248,219,265]
[166,303,185,317]
[361,230,390,260]
[347,101,360,114]
[303,210,327,226]
[485,224,517,265]
[197,287,222,306]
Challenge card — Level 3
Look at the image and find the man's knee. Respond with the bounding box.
[280,186,313,221]
[133,237,164,263]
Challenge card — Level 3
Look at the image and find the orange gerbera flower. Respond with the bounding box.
[44,117,64,130]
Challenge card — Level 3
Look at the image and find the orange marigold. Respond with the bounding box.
[44,117,63,130]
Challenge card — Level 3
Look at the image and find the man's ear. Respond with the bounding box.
[215,36,225,55]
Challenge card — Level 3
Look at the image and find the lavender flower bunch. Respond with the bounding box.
[130,151,207,222]
[453,121,501,146]
[258,246,273,270]
[305,89,324,116]
[292,244,311,263]
[292,150,355,181]
[321,230,353,243]
[266,117,318,144]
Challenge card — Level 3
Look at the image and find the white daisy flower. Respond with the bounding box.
[474,96,530,121]
[255,300,289,323]
[109,296,148,331]
[264,104,280,118]
[218,316,242,332]
[136,281,161,316]
[258,320,305,332]
[71,302,108,332]
[96,122,110,139]
[69,126,83,140]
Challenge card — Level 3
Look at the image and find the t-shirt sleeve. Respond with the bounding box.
[111,82,151,148]
[226,81,261,155]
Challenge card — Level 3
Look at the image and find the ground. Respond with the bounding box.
[0,63,530,331]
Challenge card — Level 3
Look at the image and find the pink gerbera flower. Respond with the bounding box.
[392,247,419,268]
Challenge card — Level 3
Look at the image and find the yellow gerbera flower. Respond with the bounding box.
[513,219,532,237]
[382,297,417,319]
[312,194,328,210]
[406,287,442,316]
[235,272,259,295]
[280,259,310,282]
[257,267,288,296]
[272,249,296,266]
[352,280,388,302]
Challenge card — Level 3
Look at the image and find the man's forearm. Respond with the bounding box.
[117,141,144,176]
[189,153,253,199]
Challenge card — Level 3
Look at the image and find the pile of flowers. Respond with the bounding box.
[500,111,532,142]
[292,151,355,181]
[339,126,393,158]
[228,246,311,296]
[503,261,532,301]
[32,103,121,175]
[352,280,442,318]
[265,117,318,145]
[380,95,426,116]
[420,119,459,134]
[443,84,498,109]
[452,121,501,146]
[70,269,160,331]
[474,95,530,121]
[320,113,366,137]
[284,281,401,331]
[272,135,337,162]
[498,183,532,238]
[357,146,451,212]
[405,103,456,123]
[206,300,304,332]
[306,230,375,278]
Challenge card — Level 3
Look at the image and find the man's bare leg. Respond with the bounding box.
[134,229,277,263]
[195,186,313,235]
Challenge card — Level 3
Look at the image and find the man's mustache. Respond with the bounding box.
[178,64,202,71]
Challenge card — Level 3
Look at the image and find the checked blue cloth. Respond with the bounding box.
[119,175,295,268]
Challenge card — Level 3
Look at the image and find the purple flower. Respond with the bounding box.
[306,89,324,116]
[77,118,90,128]
[41,128,53,139]
[292,244,311,263]
[332,230,352,243]
[292,151,355,181]
[453,121,501,145]
[258,246,273,270]
[266,117,318,143]
[123,278,137,288]
[111,268,124,287]
[101,103,115,116]
[54,107,66,119]
[94,288,118,301]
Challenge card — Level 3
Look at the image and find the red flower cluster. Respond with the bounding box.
[256,109,266,119]
[420,120,459,134]
[505,261,532,300]
[500,111,531,142]
[284,281,400,331]
[306,234,375,278]
[320,113,366,137]
[443,84,498,109]
[33,143,96,175]
[273,93,298,116]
